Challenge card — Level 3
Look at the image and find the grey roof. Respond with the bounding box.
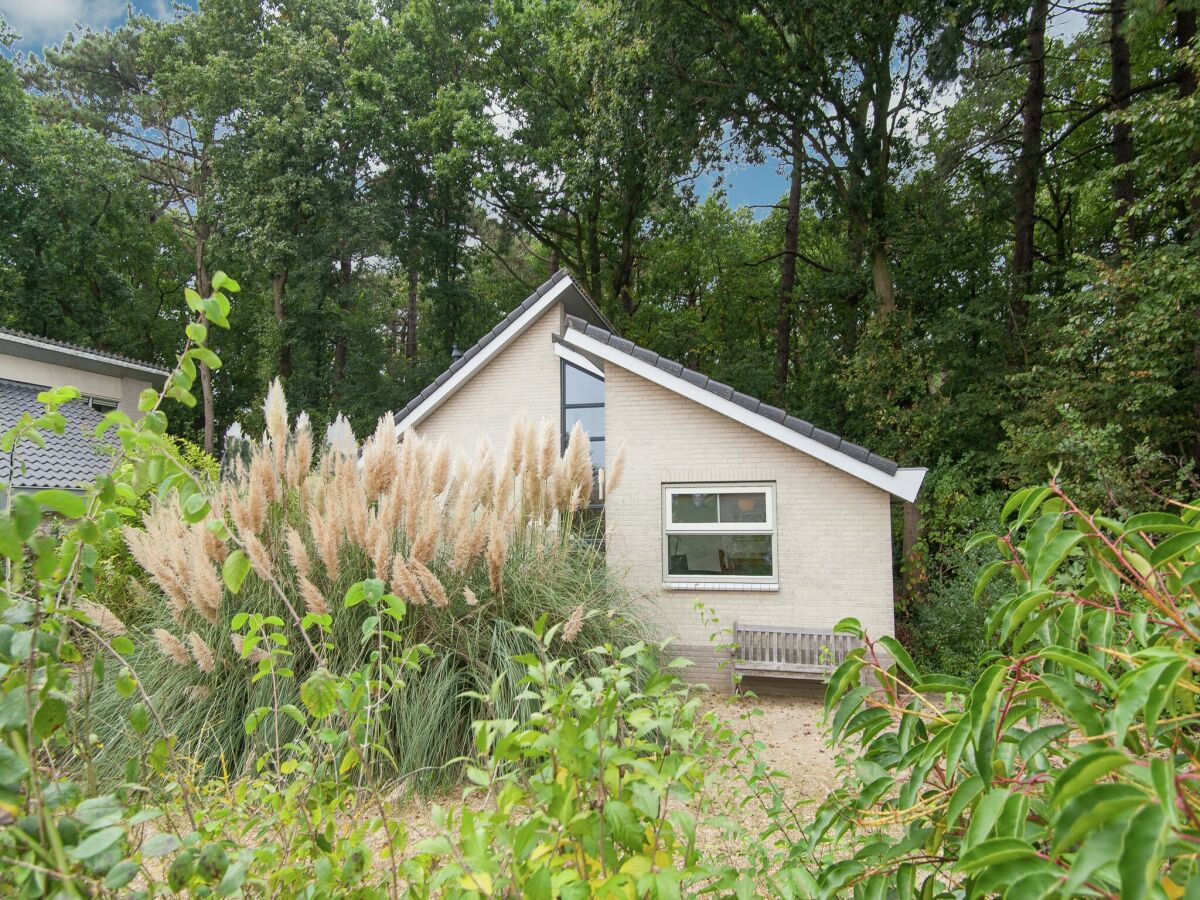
[0,326,169,378]
[563,315,900,476]
[0,380,116,490]
[394,269,608,428]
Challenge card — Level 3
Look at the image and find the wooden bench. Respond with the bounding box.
[731,623,859,685]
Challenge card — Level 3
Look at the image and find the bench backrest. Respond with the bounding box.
[732,624,858,670]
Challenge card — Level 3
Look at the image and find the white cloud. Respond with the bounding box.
[1,0,127,42]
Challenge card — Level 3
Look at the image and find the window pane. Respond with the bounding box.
[670,492,717,524]
[719,492,767,523]
[565,407,604,440]
[590,438,604,463]
[667,533,773,577]
[564,363,604,405]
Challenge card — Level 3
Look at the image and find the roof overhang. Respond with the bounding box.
[0,331,168,381]
[562,325,927,502]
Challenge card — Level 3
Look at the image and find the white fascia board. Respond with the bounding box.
[0,332,168,379]
[562,327,928,502]
[394,275,575,435]
[552,340,604,378]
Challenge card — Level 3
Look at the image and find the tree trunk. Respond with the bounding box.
[1111,0,1136,249]
[775,126,803,397]
[334,255,352,381]
[1011,0,1049,357]
[549,247,560,277]
[405,268,419,361]
[271,271,291,379]
[872,243,896,318]
[901,500,923,599]
[1178,6,1198,237]
[1178,5,1200,458]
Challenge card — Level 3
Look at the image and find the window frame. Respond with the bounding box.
[560,359,605,457]
[661,482,778,585]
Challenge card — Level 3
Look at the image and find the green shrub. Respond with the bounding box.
[808,480,1200,896]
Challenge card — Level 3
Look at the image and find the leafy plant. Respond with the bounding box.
[810,480,1200,897]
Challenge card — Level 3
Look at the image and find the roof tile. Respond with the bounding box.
[0,380,115,490]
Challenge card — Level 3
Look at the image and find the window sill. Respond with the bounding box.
[662,581,779,593]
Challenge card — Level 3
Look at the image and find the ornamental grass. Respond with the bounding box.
[87,381,640,790]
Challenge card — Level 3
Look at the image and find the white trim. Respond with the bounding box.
[662,581,780,593]
[562,327,927,502]
[395,276,575,435]
[663,482,778,585]
[0,331,168,378]
[552,341,604,379]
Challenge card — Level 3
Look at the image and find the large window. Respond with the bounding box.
[663,483,777,583]
[561,361,604,462]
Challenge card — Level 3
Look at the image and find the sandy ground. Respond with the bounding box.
[383,690,839,865]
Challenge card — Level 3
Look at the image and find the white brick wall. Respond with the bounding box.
[413,319,898,693]
[416,304,564,450]
[604,366,895,688]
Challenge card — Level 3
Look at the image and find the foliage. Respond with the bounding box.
[813,481,1200,896]
[88,391,641,789]
[409,618,817,898]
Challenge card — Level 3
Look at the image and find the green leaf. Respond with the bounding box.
[185,322,208,344]
[33,489,87,518]
[605,799,644,850]
[300,668,338,719]
[1049,749,1130,808]
[1052,783,1148,853]
[0,744,30,788]
[1040,647,1117,694]
[33,697,68,741]
[142,832,181,858]
[1148,530,1200,568]
[129,703,150,734]
[1030,530,1085,585]
[10,493,40,540]
[68,825,126,861]
[222,550,251,594]
[1117,804,1169,899]
[955,837,1038,874]
[104,860,140,890]
[188,346,222,369]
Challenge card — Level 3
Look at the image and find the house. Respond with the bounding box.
[394,271,926,687]
[0,327,167,494]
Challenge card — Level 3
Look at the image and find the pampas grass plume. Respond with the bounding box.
[188,631,215,673]
[154,629,190,666]
[76,600,125,637]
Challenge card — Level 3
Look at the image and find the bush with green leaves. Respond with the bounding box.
[408,619,808,898]
[806,480,1200,897]
[0,274,426,897]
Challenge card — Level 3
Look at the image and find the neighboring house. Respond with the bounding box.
[395,272,926,687]
[0,328,168,493]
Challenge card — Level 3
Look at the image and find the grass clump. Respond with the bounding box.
[85,381,641,791]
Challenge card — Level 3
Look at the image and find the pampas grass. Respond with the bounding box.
[90,387,640,790]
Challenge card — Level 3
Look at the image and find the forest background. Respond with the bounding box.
[2,0,1197,674]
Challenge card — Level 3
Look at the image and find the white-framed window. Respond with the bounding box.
[662,483,777,584]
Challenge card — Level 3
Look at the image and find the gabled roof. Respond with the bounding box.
[393,270,608,434]
[0,326,169,380]
[0,380,115,491]
[561,316,926,502]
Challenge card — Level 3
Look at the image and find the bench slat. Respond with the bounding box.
[731,622,859,684]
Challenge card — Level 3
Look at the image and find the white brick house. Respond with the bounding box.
[395,272,926,687]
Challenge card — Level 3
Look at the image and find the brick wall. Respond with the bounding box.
[604,365,895,690]
[416,303,564,450]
